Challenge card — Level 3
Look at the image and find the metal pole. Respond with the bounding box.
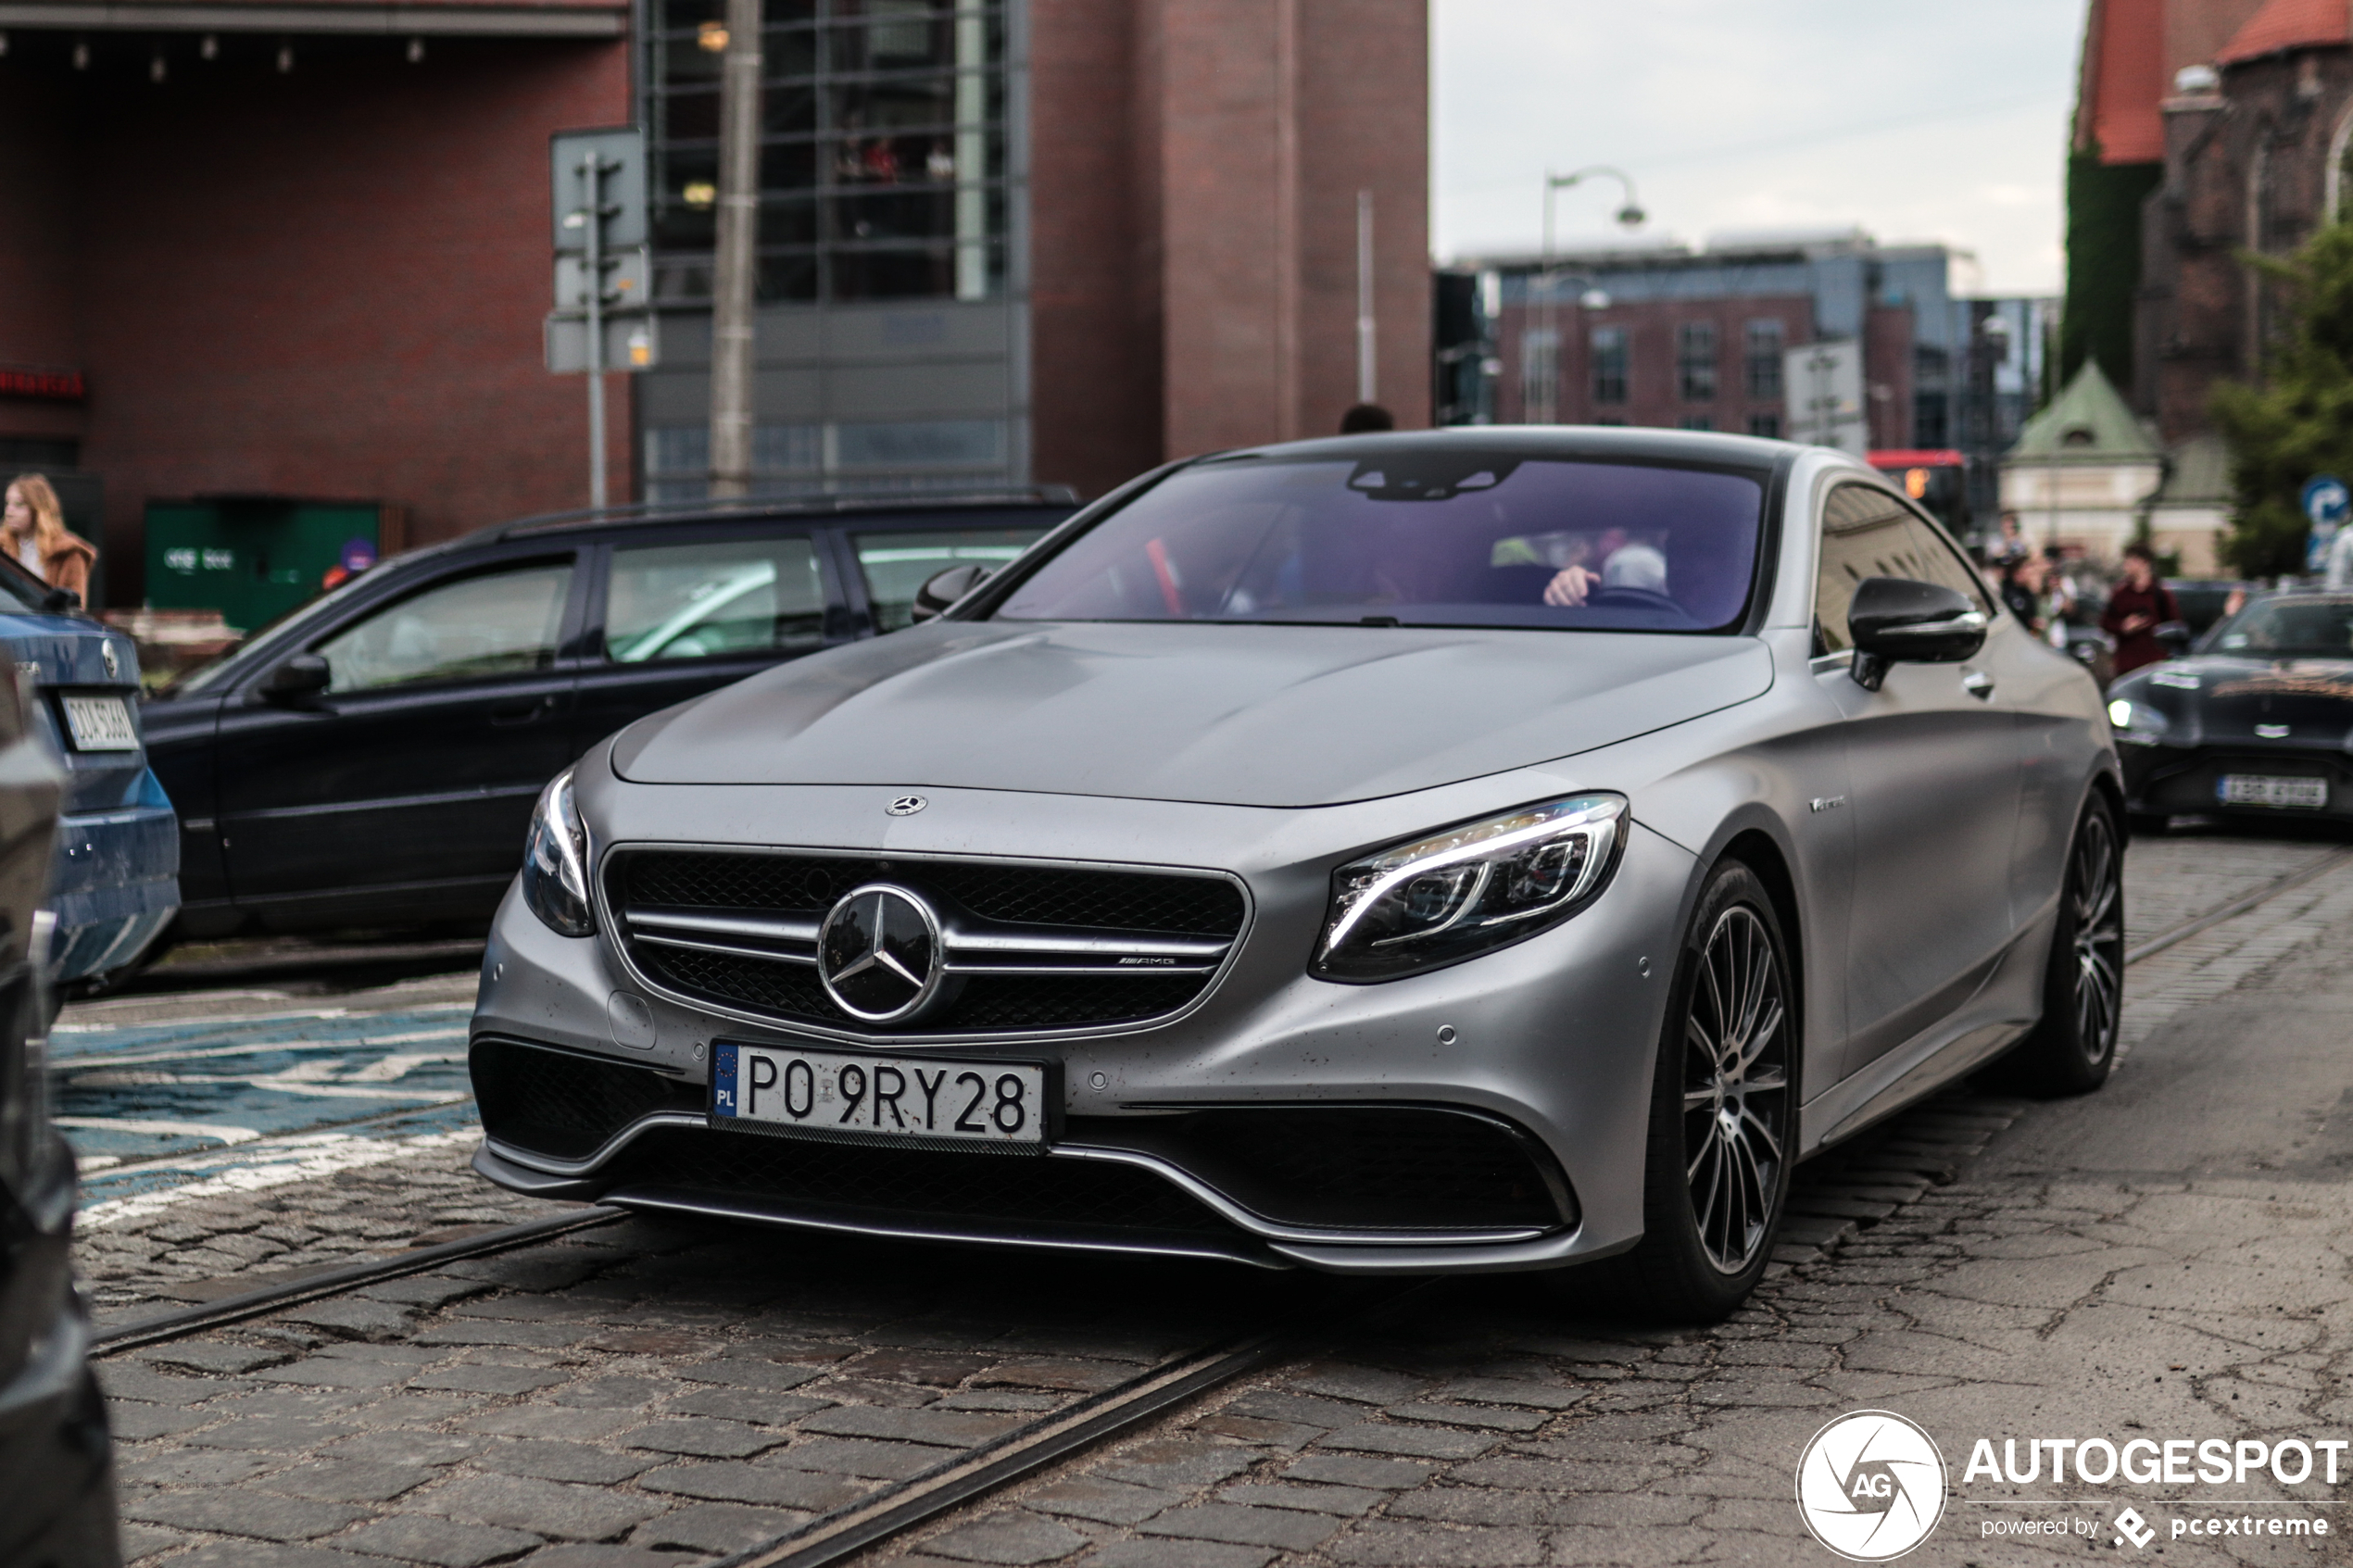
[583,149,608,510]
[1538,173,1555,425]
[1355,188,1376,405]
[708,0,762,499]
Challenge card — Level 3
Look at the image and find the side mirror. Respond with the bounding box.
[1847,576,1987,692]
[2154,620,2192,652]
[260,653,331,701]
[910,564,993,624]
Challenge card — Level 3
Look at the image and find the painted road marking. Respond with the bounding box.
[78,1128,481,1230]
[55,1116,261,1146]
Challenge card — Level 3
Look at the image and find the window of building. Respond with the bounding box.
[1744,320,1784,399]
[1591,326,1628,405]
[643,419,1009,501]
[1519,329,1559,420]
[1747,411,1780,439]
[1678,321,1717,402]
[1915,393,1950,447]
[647,0,1010,305]
[1678,415,1714,432]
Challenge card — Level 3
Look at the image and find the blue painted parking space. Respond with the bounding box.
[50,1001,477,1195]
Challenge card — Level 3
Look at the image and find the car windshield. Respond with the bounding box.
[994,452,1767,633]
[2204,596,2353,659]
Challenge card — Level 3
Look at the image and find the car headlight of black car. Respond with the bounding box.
[2108,697,2171,746]
[1314,795,1627,981]
[522,769,595,937]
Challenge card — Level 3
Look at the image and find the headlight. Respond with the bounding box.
[1314,795,1627,982]
[522,769,595,937]
[2108,698,2169,744]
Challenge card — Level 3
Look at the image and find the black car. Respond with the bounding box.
[144,493,1073,936]
[2108,587,2353,827]
[0,671,120,1563]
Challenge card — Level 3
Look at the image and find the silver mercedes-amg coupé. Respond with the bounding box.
[469,429,2120,1320]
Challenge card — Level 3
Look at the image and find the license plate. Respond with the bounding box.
[711,1041,1047,1147]
[60,695,137,752]
[2219,773,2328,809]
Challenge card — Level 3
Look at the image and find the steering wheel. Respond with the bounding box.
[1585,585,1681,614]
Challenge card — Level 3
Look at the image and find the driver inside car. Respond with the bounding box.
[1542,534,1667,608]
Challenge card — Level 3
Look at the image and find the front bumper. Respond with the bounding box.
[2121,742,2353,821]
[470,781,1697,1276]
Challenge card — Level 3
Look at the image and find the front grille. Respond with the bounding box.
[1068,1107,1573,1233]
[598,1123,1233,1236]
[618,851,1245,936]
[472,1038,702,1160]
[609,849,1245,1035]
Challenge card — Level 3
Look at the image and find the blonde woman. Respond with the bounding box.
[1,475,94,604]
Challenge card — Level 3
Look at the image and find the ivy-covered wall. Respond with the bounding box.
[2060,149,2162,390]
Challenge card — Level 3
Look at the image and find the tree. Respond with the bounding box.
[2212,220,2353,577]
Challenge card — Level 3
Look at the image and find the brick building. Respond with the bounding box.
[2133,0,2353,445]
[1460,232,2051,538]
[0,0,1429,608]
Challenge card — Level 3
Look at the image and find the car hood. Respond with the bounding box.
[2131,655,2353,744]
[611,621,1774,808]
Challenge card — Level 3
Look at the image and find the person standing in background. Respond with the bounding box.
[0,475,94,605]
[2101,544,2179,678]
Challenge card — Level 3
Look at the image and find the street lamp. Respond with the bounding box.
[1534,166,1644,425]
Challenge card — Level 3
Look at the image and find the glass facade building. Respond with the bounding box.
[636,0,1028,500]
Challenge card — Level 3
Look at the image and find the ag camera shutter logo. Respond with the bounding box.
[1797,1411,1946,1561]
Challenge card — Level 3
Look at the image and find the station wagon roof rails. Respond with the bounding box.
[492,486,1081,541]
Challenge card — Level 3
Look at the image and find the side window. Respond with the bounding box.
[1815,485,1990,654]
[853,527,1051,633]
[317,560,573,693]
[604,537,827,664]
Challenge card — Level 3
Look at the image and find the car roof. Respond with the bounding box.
[484,487,1078,545]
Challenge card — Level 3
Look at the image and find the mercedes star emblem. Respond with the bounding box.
[887,795,928,816]
[818,884,945,1022]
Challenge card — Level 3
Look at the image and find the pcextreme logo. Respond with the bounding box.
[1796,1411,1947,1562]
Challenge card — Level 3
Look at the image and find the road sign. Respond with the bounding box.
[1783,341,1867,458]
[2303,475,2349,573]
[546,313,658,375]
[550,128,647,254]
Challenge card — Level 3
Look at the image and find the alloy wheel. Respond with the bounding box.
[1680,904,1790,1275]
[2070,812,2124,1060]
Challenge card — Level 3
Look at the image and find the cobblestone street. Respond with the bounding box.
[70,828,2353,1567]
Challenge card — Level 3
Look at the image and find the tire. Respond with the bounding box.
[1559,859,1796,1323]
[2010,797,2125,1096]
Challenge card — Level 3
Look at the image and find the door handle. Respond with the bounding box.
[489,695,557,725]
[1960,670,1995,700]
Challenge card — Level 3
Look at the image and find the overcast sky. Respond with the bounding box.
[1432,0,2088,296]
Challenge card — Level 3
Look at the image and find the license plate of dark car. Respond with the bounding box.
[2219,774,2328,809]
[709,1041,1046,1147]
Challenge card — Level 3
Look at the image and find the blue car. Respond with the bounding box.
[0,564,179,987]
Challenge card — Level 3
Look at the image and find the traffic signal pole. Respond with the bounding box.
[708,0,761,500]
[582,146,609,510]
